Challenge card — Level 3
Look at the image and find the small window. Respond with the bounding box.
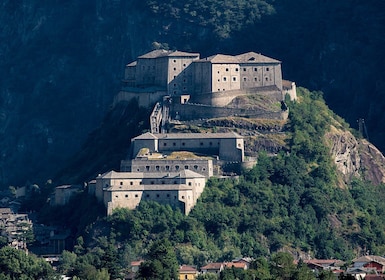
[209,142,213,146]
[235,68,239,71]
[194,165,198,170]
[146,194,150,198]
[156,194,160,198]
[115,195,118,198]
[175,165,180,170]
[185,165,189,169]
[125,194,128,198]
[243,68,246,71]
[232,77,236,81]
[146,166,150,171]
[174,181,178,184]
[135,194,138,198]
[173,67,176,71]
[243,77,247,81]
[173,142,176,146]
[156,166,160,171]
[174,83,177,87]
[254,67,258,71]
[183,63,186,67]
[165,165,170,171]
[183,79,186,82]
[182,142,185,146]
[223,77,227,81]
[151,181,154,185]
[200,142,204,146]
[266,67,269,71]
[254,77,258,81]
[167,194,170,197]
[265,77,269,81]
[161,180,165,184]
[130,181,133,185]
[120,182,123,185]
[225,68,229,71]
[163,143,167,146]
[182,196,185,199]
[188,182,192,186]
[173,59,176,63]
[218,79,220,82]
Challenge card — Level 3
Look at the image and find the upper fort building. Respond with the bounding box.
[120,49,291,108]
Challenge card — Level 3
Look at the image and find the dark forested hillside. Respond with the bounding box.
[0,0,384,188]
[35,88,385,279]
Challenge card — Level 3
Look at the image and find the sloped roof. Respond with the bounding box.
[98,170,204,180]
[225,262,247,269]
[126,61,137,67]
[156,132,243,140]
[132,132,158,140]
[138,49,199,59]
[236,51,281,63]
[179,265,198,273]
[197,54,239,64]
[353,255,385,265]
[201,262,224,270]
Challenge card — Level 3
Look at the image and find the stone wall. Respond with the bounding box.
[172,103,287,121]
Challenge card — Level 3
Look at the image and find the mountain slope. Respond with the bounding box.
[1,0,383,191]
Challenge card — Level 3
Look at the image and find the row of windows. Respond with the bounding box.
[145,165,202,171]
[115,193,190,200]
[223,67,270,72]
[162,141,218,147]
[217,76,272,83]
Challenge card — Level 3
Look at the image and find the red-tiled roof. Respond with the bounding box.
[179,265,198,273]
[201,262,224,270]
[225,262,247,269]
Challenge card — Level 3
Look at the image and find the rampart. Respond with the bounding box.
[172,103,287,121]
[190,86,283,107]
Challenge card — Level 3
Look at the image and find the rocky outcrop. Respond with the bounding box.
[326,126,385,185]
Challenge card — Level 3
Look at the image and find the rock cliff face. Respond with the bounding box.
[326,126,385,186]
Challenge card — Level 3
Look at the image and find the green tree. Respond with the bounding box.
[137,239,178,280]
[270,252,295,280]
[0,246,57,280]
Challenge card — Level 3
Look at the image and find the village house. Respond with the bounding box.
[179,265,199,280]
[353,255,385,274]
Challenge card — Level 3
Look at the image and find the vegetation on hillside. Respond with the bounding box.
[26,88,385,279]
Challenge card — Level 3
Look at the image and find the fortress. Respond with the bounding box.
[115,49,296,132]
[87,50,296,215]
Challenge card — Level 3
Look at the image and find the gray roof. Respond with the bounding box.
[236,52,281,64]
[195,52,280,64]
[126,61,137,67]
[196,54,239,64]
[98,169,204,180]
[132,132,158,140]
[133,132,242,141]
[138,50,199,59]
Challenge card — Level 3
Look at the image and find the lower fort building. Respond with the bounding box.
[91,132,245,215]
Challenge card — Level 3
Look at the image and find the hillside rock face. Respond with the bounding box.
[326,128,385,185]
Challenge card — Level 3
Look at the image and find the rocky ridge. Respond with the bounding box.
[326,126,385,186]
